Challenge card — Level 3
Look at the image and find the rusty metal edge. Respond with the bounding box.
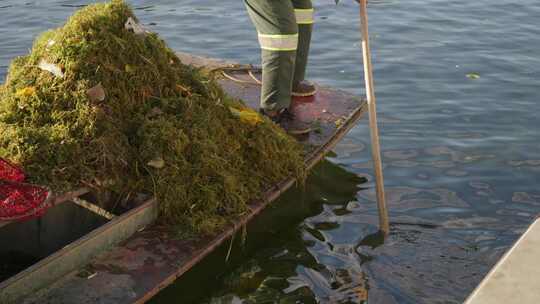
[306,101,368,171]
[0,196,158,302]
[133,100,368,304]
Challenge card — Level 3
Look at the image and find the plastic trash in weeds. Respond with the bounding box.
[229,107,264,126]
[87,83,106,102]
[147,157,165,169]
[0,158,52,221]
[38,60,64,78]
[46,39,56,48]
[124,17,146,35]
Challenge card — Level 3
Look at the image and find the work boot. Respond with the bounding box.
[292,80,317,97]
[260,108,311,135]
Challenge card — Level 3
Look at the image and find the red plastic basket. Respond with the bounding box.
[0,181,52,221]
[0,158,25,182]
[0,158,52,221]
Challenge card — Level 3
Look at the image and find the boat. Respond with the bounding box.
[0,52,367,303]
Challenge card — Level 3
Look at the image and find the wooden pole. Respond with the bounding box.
[359,0,390,235]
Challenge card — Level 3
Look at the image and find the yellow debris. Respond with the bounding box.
[229,107,263,126]
[16,86,36,97]
[124,64,135,73]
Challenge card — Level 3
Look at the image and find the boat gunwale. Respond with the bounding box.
[0,195,157,302]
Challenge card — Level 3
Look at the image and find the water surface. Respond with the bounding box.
[1,0,539,303]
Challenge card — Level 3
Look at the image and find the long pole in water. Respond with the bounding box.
[359,0,390,235]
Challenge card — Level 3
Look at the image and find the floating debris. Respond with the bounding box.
[466,72,480,79]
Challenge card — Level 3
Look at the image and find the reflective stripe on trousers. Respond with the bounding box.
[295,8,314,24]
[258,33,299,51]
[245,0,313,111]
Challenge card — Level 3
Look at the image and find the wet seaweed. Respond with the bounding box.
[0,0,304,235]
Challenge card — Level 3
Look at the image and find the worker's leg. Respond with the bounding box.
[291,0,314,86]
[244,0,298,112]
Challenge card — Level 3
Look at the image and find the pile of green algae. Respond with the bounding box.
[0,0,304,235]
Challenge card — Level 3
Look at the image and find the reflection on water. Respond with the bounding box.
[151,161,371,304]
[149,157,509,304]
[1,0,540,303]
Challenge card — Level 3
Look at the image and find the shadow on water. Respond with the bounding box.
[150,160,371,304]
[151,152,508,304]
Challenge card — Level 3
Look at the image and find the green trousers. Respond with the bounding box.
[244,0,313,111]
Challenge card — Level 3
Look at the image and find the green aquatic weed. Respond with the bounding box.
[0,0,304,236]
